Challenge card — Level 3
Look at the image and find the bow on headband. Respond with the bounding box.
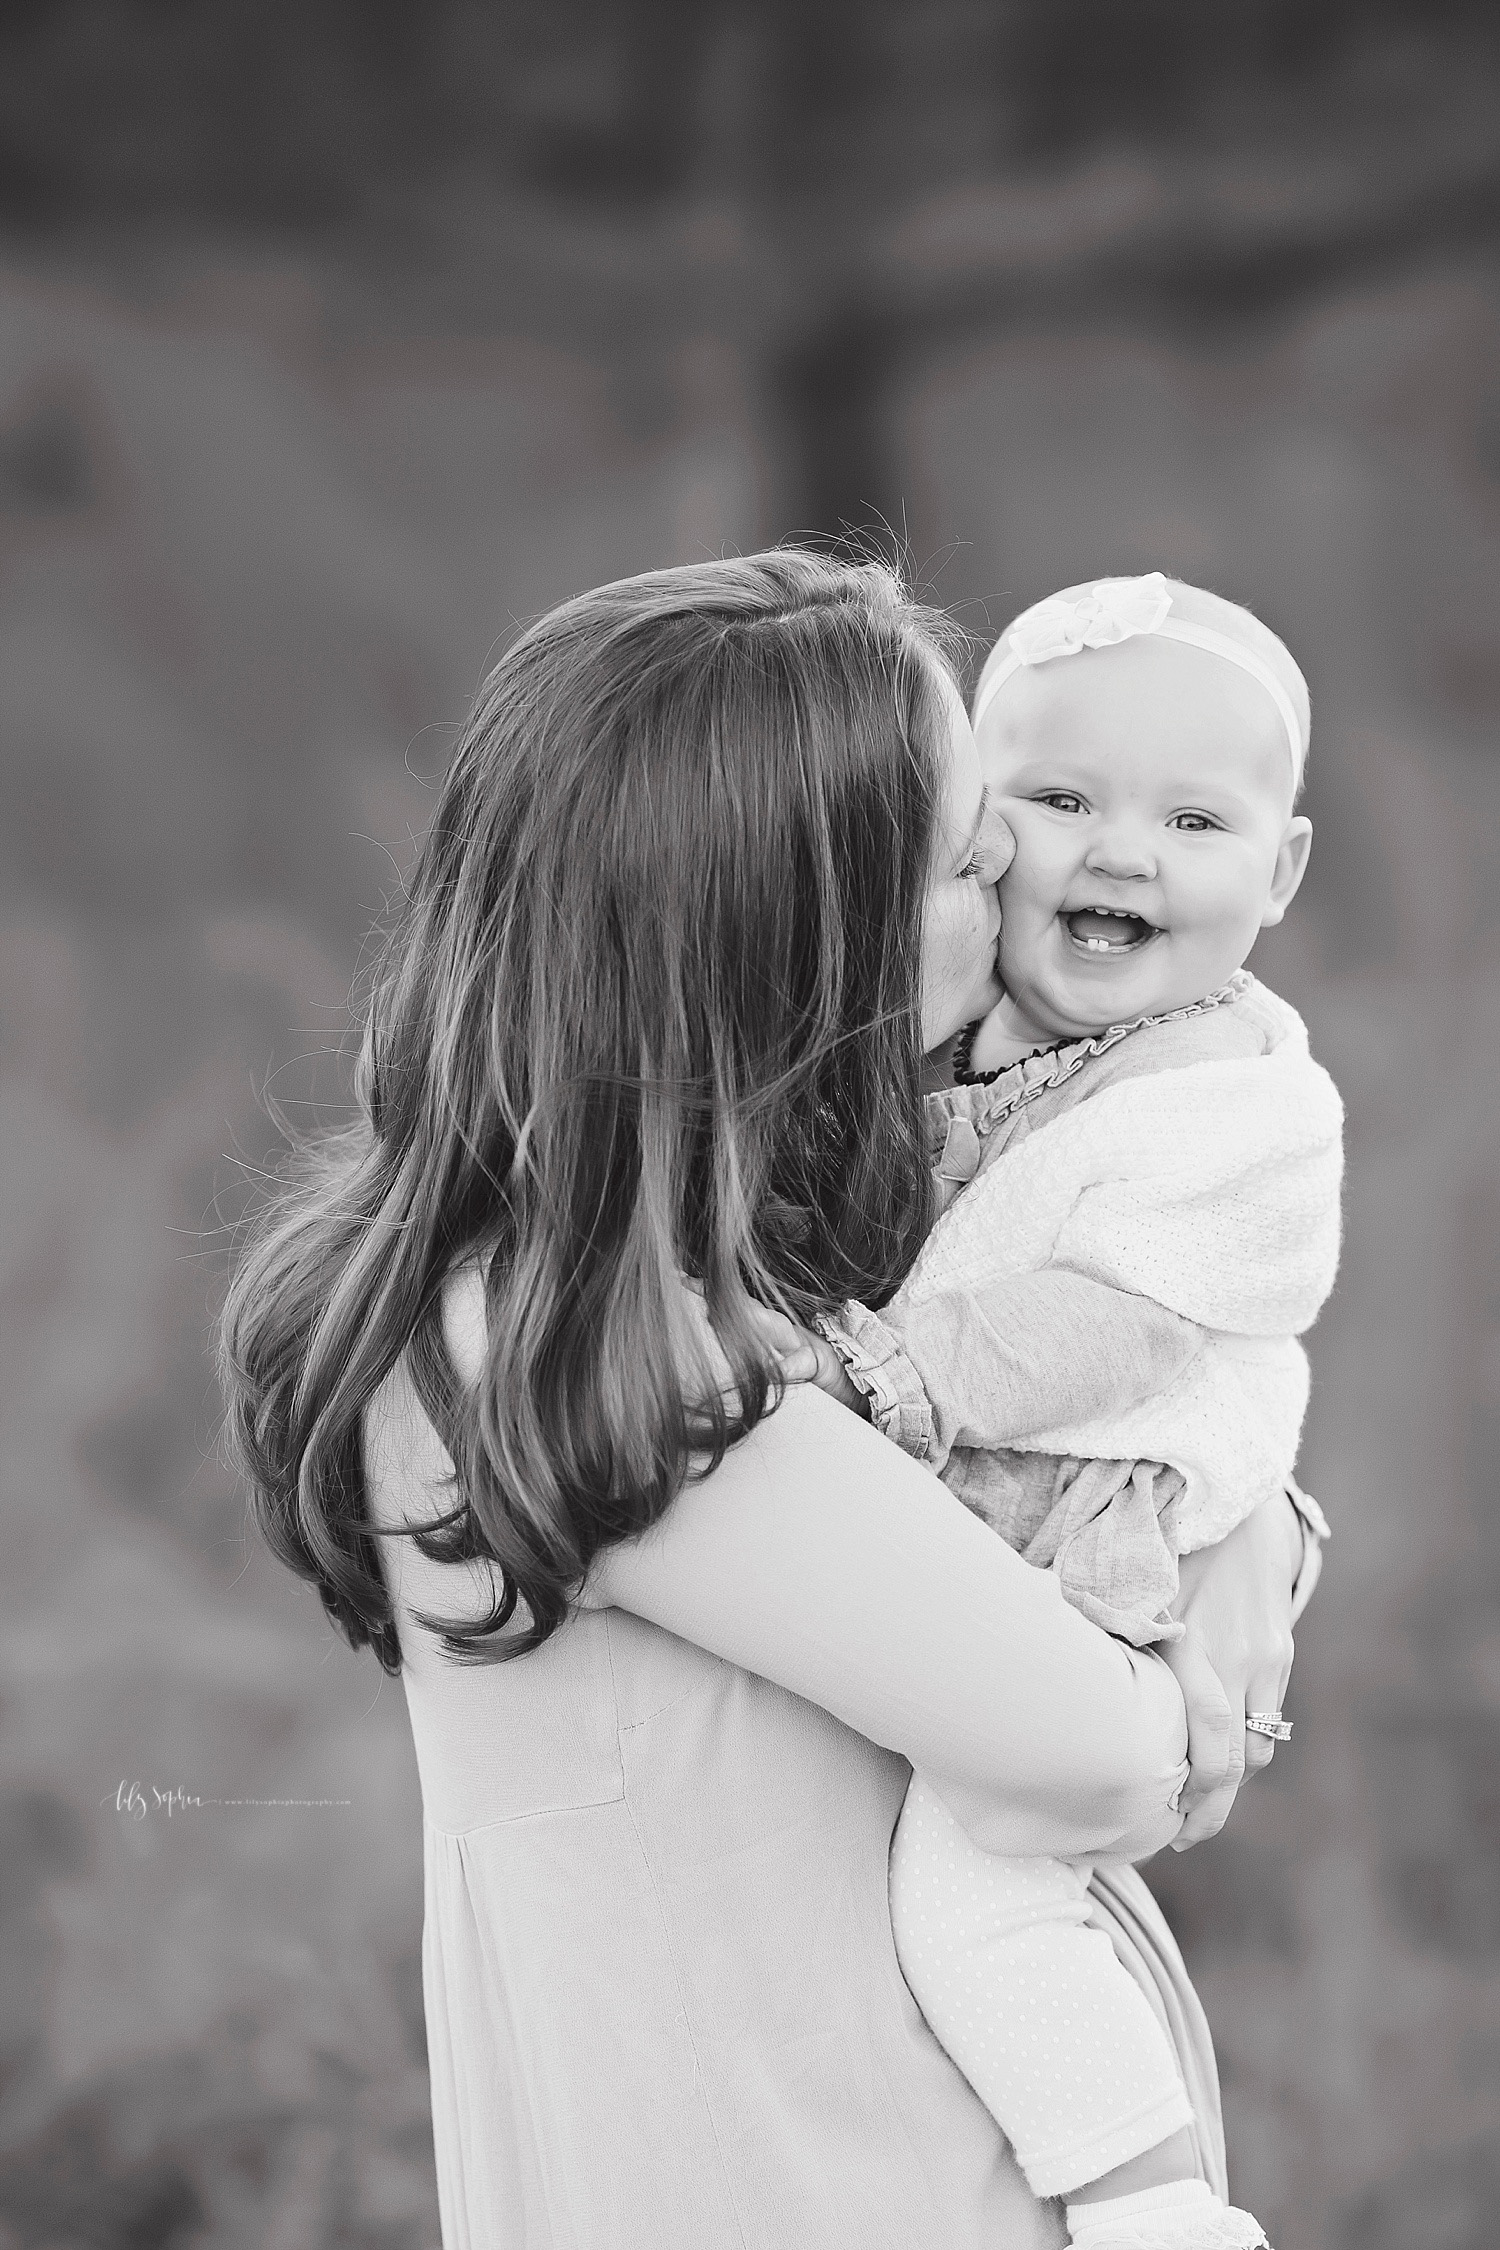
[1007,575,1173,666]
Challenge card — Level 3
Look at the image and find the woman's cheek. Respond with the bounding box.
[948,890,985,987]
[924,889,968,994]
[921,889,987,1045]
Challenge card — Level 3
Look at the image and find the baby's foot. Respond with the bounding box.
[1066,2179,1268,2249]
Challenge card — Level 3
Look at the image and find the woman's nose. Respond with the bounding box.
[1084,825,1157,880]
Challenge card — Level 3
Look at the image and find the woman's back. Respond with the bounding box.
[373,1363,1065,2249]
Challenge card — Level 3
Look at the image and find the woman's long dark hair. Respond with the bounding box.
[220,550,962,1670]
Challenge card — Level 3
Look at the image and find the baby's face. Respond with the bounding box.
[978,635,1311,1043]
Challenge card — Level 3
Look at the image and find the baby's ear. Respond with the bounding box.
[1261,817,1313,927]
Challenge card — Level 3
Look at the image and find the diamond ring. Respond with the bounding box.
[1245,1711,1292,1741]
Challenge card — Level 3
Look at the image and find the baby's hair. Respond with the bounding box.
[984,574,1311,799]
[220,549,963,1671]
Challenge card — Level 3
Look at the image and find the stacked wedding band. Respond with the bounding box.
[1245,1712,1293,1741]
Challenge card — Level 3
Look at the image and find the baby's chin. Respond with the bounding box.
[1013,938,1239,1041]
[1058,967,1234,1039]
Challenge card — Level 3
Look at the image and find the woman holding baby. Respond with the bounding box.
[222,550,1333,2248]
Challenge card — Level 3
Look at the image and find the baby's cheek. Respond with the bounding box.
[995,897,1031,986]
[996,851,1042,930]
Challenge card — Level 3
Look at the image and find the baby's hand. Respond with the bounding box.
[676,1280,869,1417]
[741,1304,871,1418]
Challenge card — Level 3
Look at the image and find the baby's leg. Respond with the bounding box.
[892,1777,1269,2246]
[892,1775,1192,2195]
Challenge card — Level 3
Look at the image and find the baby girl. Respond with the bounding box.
[798,574,1343,2250]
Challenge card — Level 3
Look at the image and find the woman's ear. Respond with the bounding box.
[1261,816,1313,928]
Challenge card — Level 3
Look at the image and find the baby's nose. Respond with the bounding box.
[1084,826,1156,879]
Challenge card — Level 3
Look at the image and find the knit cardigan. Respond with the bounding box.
[831,976,1344,1644]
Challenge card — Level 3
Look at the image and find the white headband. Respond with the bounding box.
[974,572,1305,783]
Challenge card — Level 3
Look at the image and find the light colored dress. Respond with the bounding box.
[367,1328,1241,2250]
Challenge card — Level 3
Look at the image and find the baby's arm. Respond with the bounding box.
[740,1290,1197,1643]
[829,1038,1339,1491]
[818,1268,1203,1473]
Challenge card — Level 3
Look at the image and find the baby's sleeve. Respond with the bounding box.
[820,1268,1202,1477]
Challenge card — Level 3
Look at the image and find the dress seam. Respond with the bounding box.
[422,1793,624,1841]
[605,1615,750,2250]
[617,1676,726,1733]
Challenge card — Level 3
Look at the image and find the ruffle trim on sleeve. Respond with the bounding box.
[813,1304,936,1463]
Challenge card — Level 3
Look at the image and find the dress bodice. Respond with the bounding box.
[396,1578,1068,2247]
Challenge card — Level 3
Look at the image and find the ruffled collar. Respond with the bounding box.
[924,974,1248,1187]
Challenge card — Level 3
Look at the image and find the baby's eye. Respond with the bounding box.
[1169,811,1221,833]
[1036,791,1087,815]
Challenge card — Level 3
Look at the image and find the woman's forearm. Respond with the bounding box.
[592,1386,1189,1860]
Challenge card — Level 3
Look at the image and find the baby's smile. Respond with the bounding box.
[1062,904,1162,956]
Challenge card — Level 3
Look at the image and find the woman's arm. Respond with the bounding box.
[590,1385,1191,1863]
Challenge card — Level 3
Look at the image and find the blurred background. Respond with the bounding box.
[1,3,1498,2245]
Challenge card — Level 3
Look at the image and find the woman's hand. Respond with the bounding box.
[1161,1489,1303,1849]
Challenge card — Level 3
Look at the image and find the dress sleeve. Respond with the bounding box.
[590,1385,1191,1863]
[822,1268,1203,1474]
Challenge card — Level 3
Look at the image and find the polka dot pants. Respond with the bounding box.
[891,1775,1195,2199]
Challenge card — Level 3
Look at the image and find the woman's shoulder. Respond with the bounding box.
[364,1356,449,1535]
[363,1275,519,1649]
[364,1263,486,1522]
